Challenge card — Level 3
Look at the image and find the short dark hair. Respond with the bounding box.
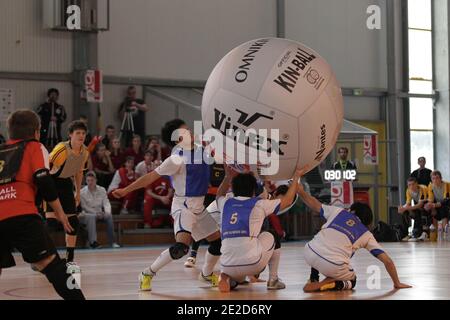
[125,156,135,163]
[338,147,349,153]
[47,88,59,97]
[274,185,289,197]
[86,171,97,179]
[106,125,115,130]
[232,173,258,197]
[68,120,87,134]
[7,110,40,140]
[95,143,106,153]
[161,119,186,147]
[127,86,136,92]
[418,157,426,162]
[407,177,417,184]
[350,202,373,227]
[431,170,442,179]
[144,149,157,157]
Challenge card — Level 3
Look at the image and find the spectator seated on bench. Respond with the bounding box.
[80,171,120,248]
[398,177,429,241]
[108,156,138,215]
[143,175,174,229]
[424,170,450,232]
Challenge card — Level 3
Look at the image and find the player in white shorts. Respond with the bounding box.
[113,119,221,291]
[295,172,412,292]
[215,166,302,292]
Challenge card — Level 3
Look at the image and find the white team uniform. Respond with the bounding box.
[305,205,385,280]
[217,195,281,282]
[155,146,219,241]
[206,200,222,228]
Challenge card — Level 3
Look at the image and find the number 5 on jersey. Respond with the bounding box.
[230,213,238,224]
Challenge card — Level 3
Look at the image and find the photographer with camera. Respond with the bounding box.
[118,86,149,146]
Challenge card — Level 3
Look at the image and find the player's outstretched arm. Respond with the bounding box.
[377,253,412,289]
[113,170,161,198]
[295,168,322,213]
[216,165,236,199]
[279,167,303,210]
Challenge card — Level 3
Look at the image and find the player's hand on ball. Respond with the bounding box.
[112,188,127,199]
[394,282,412,289]
[295,165,310,178]
[224,165,238,178]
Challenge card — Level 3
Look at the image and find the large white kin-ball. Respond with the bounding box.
[202,38,344,180]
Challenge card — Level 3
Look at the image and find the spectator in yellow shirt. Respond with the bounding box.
[424,171,450,230]
[398,177,428,241]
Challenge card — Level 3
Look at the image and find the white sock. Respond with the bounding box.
[144,249,173,275]
[202,251,220,276]
[269,249,281,281]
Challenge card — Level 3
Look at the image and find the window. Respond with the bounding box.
[408,0,434,170]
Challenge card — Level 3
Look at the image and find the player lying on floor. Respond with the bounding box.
[295,170,412,292]
[215,165,303,292]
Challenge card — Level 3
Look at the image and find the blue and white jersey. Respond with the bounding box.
[308,205,385,265]
[217,195,281,266]
[155,146,210,198]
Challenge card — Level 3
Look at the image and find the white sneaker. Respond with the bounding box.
[184,257,196,268]
[120,207,129,215]
[418,232,428,241]
[66,261,81,274]
[111,243,121,248]
[267,278,286,290]
[402,235,411,242]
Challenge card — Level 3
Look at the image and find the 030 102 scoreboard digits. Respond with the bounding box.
[324,170,357,181]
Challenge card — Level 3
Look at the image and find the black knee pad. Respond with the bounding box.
[207,238,222,256]
[267,229,281,250]
[335,277,357,291]
[66,216,80,236]
[169,242,190,260]
[351,277,357,289]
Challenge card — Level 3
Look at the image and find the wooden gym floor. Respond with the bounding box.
[1,241,450,300]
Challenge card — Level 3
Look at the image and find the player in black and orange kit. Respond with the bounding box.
[46,120,89,269]
[0,110,85,300]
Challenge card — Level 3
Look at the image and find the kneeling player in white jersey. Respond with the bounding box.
[215,166,302,292]
[295,172,412,292]
[113,119,221,291]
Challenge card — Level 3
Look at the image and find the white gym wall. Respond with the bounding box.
[0,0,74,135]
[285,0,387,121]
[0,0,389,132]
[98,0,277,80]
[98,0,277,135]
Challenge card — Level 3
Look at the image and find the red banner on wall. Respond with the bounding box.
[363,134,378,165]
[84,70,103,103]
[330,181,354,209]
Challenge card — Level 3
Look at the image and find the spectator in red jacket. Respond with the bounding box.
[90,143,115,188]
[110,137,125,170]
[102,125,116,151]
[143,175,174,228]
[124,135,144,164]
[108,156,138,214]
[145,136,163,163]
